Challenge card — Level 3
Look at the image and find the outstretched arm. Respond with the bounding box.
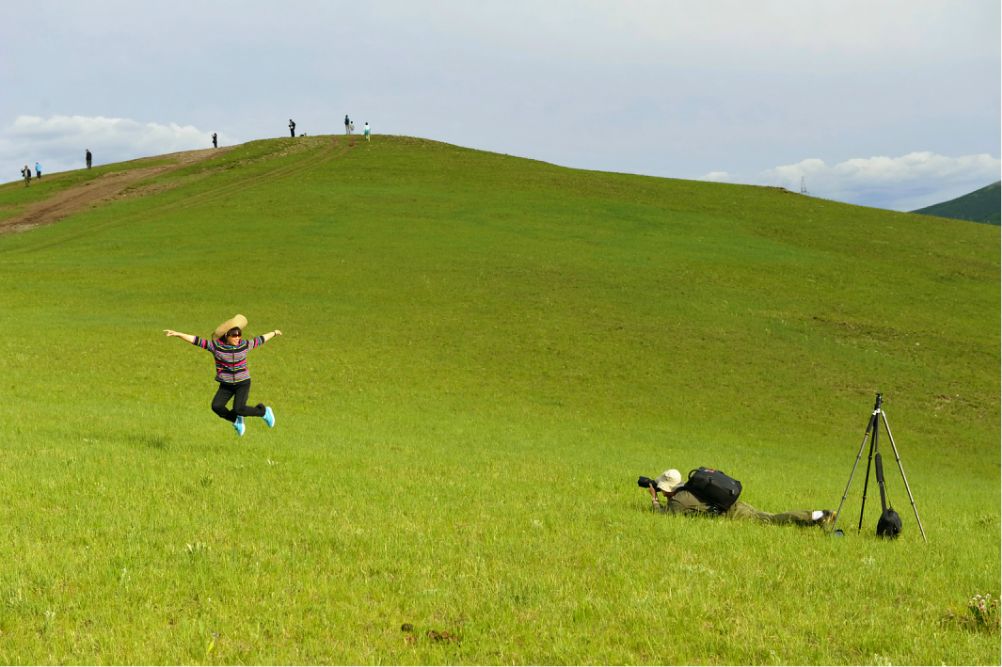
[262,329,283,342]
[164,330,197,344]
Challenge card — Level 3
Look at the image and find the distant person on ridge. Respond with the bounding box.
[164,314,282,437]
[21,165,30,186]
[86,149,92,169]
[363,121,370,142]
[35,161,42,179]
[289,119,296,137]
[344,114,350,135]
[640,468,836,528]
[212,132,218,148]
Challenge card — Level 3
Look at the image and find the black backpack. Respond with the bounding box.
[684,467,742,511]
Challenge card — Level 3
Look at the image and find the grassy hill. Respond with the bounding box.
[913,181,1001,225]
[0,136,999,664]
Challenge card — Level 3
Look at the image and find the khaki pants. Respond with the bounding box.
[727,501,815,526]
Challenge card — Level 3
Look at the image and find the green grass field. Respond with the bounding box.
[0,136,998,664]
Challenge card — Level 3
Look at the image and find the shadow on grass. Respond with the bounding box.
[128,433,170,450]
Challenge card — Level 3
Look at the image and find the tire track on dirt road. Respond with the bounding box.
[160,135,350,214]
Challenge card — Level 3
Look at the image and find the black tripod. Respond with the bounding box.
[833,393,927,542]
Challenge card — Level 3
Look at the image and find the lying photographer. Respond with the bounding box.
[640,468,836,528]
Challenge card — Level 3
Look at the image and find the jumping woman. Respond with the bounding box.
[164,314,282,436]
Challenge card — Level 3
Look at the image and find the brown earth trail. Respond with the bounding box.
[0,148,228,235]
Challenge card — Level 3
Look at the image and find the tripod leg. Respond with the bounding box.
[881,411,928,543]
[833,417,875,532]
[857,414,878,532]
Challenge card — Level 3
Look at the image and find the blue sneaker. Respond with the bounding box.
[233,416,245,436]
[263,406,275,428]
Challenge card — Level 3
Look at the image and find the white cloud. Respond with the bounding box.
[701,171,731,182]
[761,152,1000,210]
[1,115,232,179]
[701,152,1000,211]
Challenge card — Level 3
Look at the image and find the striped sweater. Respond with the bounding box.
[193,335,267,383]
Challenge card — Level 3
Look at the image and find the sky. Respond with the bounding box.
[1,0,999,211]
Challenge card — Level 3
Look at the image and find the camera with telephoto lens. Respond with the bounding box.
[637,476,656,488]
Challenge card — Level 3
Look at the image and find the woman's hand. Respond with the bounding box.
[164,330,196,343]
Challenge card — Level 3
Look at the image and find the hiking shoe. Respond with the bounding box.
[233,416,245,436]
[818,510,837,529]
[263,406,275,428]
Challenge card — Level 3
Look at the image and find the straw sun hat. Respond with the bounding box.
[213,314,248,340]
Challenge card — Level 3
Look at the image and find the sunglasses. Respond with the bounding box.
[227,331,242,338]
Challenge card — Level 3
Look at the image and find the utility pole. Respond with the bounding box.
[800,176,808,195]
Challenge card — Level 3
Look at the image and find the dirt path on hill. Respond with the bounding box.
[0,148,229,235]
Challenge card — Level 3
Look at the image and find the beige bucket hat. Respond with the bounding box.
[213,314,248,340]
[655,469,684,493]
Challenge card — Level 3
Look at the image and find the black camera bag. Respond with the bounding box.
[874,453,902,539]
[877,508,902,538]
[685,467,742,511]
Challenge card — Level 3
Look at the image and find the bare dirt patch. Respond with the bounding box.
[1,148,228,235]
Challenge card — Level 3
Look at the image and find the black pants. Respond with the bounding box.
[211,381,266,422]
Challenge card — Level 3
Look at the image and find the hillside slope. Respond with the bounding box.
[0,148,228,234]
[913,180,1001,225]
[0,135,998,664]
[4,135,996,443]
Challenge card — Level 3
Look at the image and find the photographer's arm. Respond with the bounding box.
[649,484,663,510]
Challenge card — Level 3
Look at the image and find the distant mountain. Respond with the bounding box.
[912,181,1000,225]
